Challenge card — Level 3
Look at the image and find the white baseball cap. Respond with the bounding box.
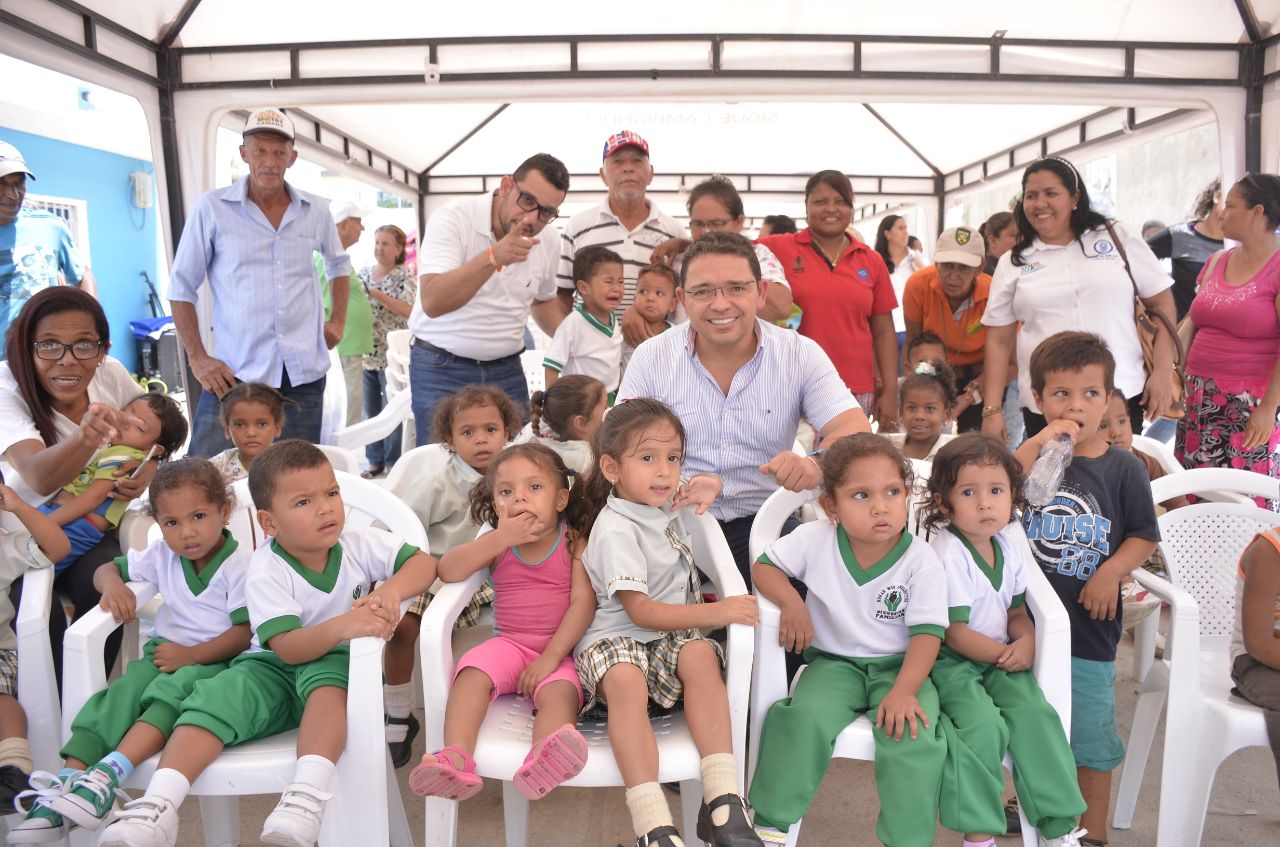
[933,226,985,268]
[330,199,370,224]
[242,108,295,141]
[0,141,35,180]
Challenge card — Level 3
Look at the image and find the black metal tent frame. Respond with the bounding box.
[0,0,1272,246]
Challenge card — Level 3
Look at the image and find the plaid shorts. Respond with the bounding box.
[406,582,495,629]
[575,631,724,716]
[0,648,17,696]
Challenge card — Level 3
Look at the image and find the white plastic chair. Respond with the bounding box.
[521,350,545,396]
[62,471,422,847]
[746,486,1071,847]
[419,510,754,847]
[332,390,413,456]
[320,348,348,446]
[1112,468,1280,844]
[317,443,362,476]
[15,563,61,773]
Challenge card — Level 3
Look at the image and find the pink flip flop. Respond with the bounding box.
[408,746,484,801]
[513,725,588,800]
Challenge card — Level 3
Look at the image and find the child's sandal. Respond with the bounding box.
[513,725,588,800]
[408,746,483,801]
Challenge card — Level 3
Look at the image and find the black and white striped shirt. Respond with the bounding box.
[557,200,685,309]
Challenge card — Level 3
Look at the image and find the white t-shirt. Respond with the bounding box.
[0,357,142,504]
[411,192,560,361]
[982,222,1171,410]
[114,531,250,646]
[889,251,930,333]
[543,307,623,395]
[245,527,419,651]
[758,522,948,658]
[931,525,1027,644]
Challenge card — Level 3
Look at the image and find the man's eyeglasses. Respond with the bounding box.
[512,181,559,223]
[33,339,103,361]
[684,281,758,304]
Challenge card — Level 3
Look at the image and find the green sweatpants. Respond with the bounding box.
[748,650,945,847]
[61,638,229,765]
[932,649,1085,839]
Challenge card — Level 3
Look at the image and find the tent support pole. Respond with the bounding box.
[156,46,187,253]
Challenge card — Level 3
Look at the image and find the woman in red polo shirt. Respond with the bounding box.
[759,170,899,429]
[902,226,991,433]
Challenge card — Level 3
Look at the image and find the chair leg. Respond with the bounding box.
[1113,689,1168,829]
[424,796,459,847]
[502,780,530,847]
[386,757,413,847]
[198,796,240,847]
[1157,722,1224,847]
[1017,797,1039,847]
[1131,613,1159,682]
[679,779,701,844]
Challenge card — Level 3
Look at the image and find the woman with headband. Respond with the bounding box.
[978,156,1178,440]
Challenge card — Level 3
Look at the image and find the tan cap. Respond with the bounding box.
[933,226,984,268]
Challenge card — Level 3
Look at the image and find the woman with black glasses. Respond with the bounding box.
[0,286,151,675]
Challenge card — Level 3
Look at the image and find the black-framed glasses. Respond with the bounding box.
[512,180,560,223]
[33,339,103,361]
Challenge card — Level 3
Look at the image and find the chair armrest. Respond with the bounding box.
[748,595,789,792]
[62,582,159,739]
[334,391,411,452]
[117,511,156,553]
[418,568,490,750]
[15,565,61,771]
[1131,568,1200,671]
[14,563,53,637]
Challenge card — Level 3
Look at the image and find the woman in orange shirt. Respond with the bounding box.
[902,226,990,432]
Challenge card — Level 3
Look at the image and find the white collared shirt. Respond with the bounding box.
[557,199,685,309]
[983,221,1171,409]
[543,307,624,394]
[411,193,560,360]
[616,319,858,520]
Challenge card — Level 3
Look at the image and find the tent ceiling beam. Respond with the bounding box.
[1,0,158,85]
[425,172,939,201]
[277,109,421,193]
[942,106,1196,194]
[158,0,204,49]
[1236,0,1264,42]
[168,32,1245,91]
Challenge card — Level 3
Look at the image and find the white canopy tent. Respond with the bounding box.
[2,0,1279,259]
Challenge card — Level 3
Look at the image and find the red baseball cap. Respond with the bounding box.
[602,130,650,160]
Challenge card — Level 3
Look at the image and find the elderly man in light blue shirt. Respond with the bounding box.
[616,231,869,584]
[170,108,349,456]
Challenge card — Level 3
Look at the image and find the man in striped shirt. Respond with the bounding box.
[616,231,869,582]
[556,131,683,323]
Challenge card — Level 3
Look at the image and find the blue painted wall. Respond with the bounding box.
[1,127,158,373]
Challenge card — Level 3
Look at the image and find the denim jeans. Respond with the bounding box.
[409,342,529,446]
[187,367,326,458]
[362,368,403,469]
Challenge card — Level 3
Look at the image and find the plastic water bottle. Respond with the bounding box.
[1024,434,1073,507]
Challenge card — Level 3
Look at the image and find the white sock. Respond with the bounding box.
[625,782,677,841]
[146,768,191,808]
[384,683,412,719]
[292,755,336,793]
[700,753,738,825]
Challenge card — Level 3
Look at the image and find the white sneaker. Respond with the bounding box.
[259,783,333,847]
[1041,827,1088,847]
[96,796,179,847]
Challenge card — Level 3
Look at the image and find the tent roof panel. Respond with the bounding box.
[71,0,1256,47]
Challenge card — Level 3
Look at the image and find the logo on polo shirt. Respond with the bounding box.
[1020,261,1046,275]
[857,268,869,279]
[1089,240,1117,258]
[352,585,365,600]
[792,256,805,273]
[874,584,909,620]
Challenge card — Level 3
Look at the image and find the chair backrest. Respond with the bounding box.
[230,469,427,551]
[521,349,545,396]
[1150,468,1280,646]
[317,444,362,475]
[321,347,348,445]
[386,329,411,365]
[1131,434,1181,476]
[384,443,453,498]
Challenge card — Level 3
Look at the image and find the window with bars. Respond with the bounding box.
[24,193,91,258]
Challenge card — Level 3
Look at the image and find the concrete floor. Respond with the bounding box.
[5,630,1276,846]
[157,630,1279,847]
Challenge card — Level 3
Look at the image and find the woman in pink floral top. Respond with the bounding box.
[358,224,416,476]
[1177,174,1280,505]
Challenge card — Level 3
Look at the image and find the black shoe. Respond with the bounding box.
[386,711,420,769]
[1004,796,1022,834]
[636,825,682,847]
[0,763,31,809]
[696,793,763,847]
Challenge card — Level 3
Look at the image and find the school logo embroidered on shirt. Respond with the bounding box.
[1021,261,1046,275]
[352,585,365,601]
[1093,240,1114,255]
[875,585,909,620]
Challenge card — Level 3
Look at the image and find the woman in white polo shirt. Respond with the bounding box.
[979,157,1178,439]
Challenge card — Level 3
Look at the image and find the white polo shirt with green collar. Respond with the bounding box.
[246,527,419,652]
[543,306,624,397]
[758,522,947,657]
[931,525,1027,644]
[113,531,250,646]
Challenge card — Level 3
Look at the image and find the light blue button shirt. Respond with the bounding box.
[168,177,350,386]
[616,320,858,521]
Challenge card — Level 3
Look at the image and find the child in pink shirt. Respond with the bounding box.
[409,443,596,801]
